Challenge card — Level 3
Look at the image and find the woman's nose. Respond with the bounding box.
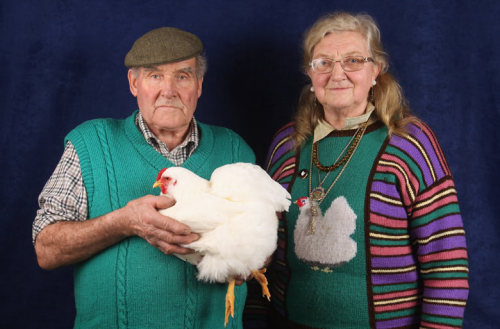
[329,61,346,80]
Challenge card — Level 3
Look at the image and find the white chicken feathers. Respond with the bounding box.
[156,162,291,283]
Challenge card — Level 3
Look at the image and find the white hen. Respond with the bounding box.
[153,162,291,326]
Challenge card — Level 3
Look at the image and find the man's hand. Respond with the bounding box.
[121,195,200,255]
[35,194,199,270]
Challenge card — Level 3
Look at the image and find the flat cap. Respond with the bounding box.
[124,27,203,68]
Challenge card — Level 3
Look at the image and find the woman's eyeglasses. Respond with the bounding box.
[309,56,374,73]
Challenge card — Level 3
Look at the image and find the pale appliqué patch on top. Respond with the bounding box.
[294,196,357,271]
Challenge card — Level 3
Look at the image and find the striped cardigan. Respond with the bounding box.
[253,119,469,329]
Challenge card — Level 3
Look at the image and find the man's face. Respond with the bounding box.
[128,58,203,136]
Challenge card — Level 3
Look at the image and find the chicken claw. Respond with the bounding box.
[251,268,271,301]
[224,279,236,327]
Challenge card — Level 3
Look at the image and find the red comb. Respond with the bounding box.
[157,168,167,181]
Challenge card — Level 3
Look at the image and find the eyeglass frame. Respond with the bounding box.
[309,56,375,73]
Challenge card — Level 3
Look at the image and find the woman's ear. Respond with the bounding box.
[373,63,382,82]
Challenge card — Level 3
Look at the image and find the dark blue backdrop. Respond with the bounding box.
[1,0,499,328]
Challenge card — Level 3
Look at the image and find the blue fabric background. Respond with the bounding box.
[1,0,498,328]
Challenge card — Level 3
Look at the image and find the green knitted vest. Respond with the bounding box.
[66,111,255,329]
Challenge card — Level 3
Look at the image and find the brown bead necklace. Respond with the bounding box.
[306,120,369,234]
[312,120,367,172]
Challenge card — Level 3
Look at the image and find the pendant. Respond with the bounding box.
[311,186,325,202]
[310,200,320,217]
[307,200,321,235]
[307,215,316,235]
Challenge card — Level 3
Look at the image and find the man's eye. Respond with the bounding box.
[151,74,161,79]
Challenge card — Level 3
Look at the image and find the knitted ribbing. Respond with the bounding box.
[67,111,255,329]
[94,120,129,328]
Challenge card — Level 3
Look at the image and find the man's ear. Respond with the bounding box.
[128,69,138,97]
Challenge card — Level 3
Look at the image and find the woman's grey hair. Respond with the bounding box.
[302,12,388,75]
[292,11,415,147]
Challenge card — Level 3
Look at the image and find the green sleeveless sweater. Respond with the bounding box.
[65,111,255,329]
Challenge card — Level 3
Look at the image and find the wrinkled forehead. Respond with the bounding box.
[311,31,370,57]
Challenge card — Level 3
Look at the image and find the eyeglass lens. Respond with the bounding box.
[312,57,368,73]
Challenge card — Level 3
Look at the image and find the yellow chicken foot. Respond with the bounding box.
[224,279,235,327]
[251,268,271,301]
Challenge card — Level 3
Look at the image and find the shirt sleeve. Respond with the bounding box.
[32,141,88,244]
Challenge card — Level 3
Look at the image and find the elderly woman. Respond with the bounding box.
[253,12,469,329]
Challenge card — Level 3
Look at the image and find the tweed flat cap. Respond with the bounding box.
[124,27,203,68]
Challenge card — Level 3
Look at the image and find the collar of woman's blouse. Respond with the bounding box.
[313,102,375,143]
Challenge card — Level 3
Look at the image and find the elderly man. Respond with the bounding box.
[33,27,255,328]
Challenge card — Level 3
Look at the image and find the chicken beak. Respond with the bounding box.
[153,180,162,189]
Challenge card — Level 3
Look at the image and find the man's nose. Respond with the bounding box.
[160,76,178,97]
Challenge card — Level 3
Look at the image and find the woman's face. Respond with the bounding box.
[308,31,380,119]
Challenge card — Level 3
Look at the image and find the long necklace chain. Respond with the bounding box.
[317,125,361,187]
[307,120,369,235]
[312,121,367,172]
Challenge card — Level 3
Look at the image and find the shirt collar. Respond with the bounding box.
[134,111,199,153]
[313,103,375,143]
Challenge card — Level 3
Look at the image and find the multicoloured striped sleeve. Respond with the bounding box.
[368,120,469,329]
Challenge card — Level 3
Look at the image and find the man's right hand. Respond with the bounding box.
[121,195,200,255]
[35,194,199,270]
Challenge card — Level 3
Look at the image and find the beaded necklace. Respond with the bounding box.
[307,120,369,235]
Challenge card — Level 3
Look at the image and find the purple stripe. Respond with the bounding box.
[372,180,400,199]
[268,126,294,157]
[370,199,407,219]
[422,303,465,317]
[425,287,469,300]
[376,316,417,329]
[407,124,445,179]
[372,255,416,268]
[272,140,295,162]
[418,235,467,254]
[412,214,464,238]
[390,136,434,186]
[372,271,418,285]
